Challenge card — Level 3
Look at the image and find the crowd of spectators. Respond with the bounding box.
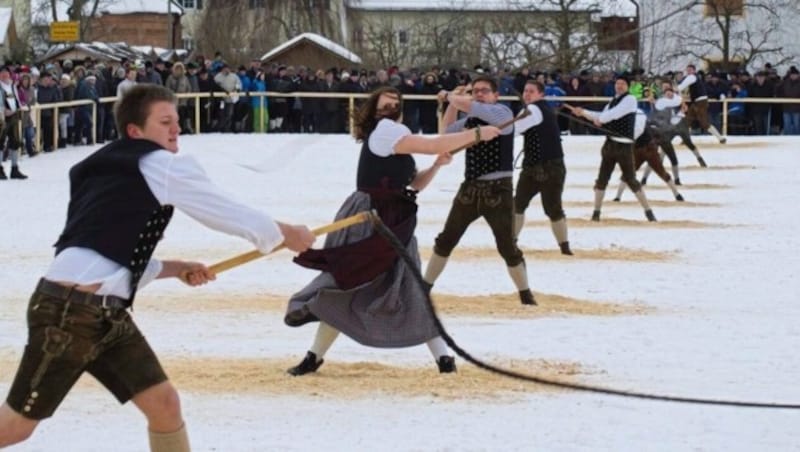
[2,53,800,165]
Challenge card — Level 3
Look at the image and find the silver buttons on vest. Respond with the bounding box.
[129,205,174,292]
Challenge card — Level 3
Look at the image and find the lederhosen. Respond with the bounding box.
[434,117,523,267]
[684,77,711,129]
[5,139,173,420]
[594,95,640,192]
[514,100,566,221]
[633,123,672,182]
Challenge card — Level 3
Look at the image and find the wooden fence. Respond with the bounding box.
[27,93,800,150]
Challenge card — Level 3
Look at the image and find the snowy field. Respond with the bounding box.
[1,133,799,451]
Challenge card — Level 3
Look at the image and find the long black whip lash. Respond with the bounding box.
[370,216,800,409]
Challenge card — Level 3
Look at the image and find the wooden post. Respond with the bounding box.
[54,106,60,150]
[349,96,355,133]
[91,102,97,144]
[194,94,201,134]
[722,98,728,137]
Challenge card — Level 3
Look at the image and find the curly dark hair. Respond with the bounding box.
[352,86,403,142]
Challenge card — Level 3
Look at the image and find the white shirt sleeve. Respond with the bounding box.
[140,150,284,254]
[584,95,638,124]
[677,74,696,92]
[655,96,682,111]
[367,119,412,157]
[635,110,646,139]
[515,104,544,135]
[136,258,164,289]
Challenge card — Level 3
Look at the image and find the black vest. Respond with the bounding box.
[54,139,173,301]
[605,95,635,140]
[522,100,563,166]
[687,77,707,101]
[464,117,514,180]
[356,136,416,191]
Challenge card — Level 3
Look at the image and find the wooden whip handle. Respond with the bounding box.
[207,211,375,275]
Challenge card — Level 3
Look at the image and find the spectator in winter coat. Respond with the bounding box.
[749,71,775,135]
[142,61,163,85]
[318,69,341,133]
[166,63,193,133]
[117,67,138,98]
[213,64,242,132]
[75,74,99,144]
[17,74,37,156]
[418,72,442,133]
[778,66,800,135]
[37,72,63,152]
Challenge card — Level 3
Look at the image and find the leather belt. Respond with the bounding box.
[36,278,130,310]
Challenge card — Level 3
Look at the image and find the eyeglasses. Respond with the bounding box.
[471,88,493,95]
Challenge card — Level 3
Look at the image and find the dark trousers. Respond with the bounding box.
[434,177,524,267]
[634,138,671,182]
[0,112,21,150]
[656,121,695,166]
[41,112,55,150]
[514,158,566,221]
[595,139,641,192]
[217,102,235,132]
[686,99,711,130]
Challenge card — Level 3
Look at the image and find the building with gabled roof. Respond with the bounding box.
[260,32,361,69]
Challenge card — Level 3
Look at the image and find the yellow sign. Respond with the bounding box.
[50,21,80,42]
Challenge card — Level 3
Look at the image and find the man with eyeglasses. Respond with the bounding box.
[425,76,536,306]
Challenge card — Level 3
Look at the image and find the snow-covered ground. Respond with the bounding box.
[1,133,799,451]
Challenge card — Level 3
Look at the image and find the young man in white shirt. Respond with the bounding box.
[677,64,726,144]
[612,108,684,202]
[0,84,315,451]
[569,75,656,222]
[0,65,27,179]
[513,80,572,255]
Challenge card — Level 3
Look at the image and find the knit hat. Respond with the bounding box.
[789,66,799,75]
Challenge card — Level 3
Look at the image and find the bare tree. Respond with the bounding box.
[412,16,473,68]
[194,0,346,64]
[669,0,792,71]
[194,0,282,63]
[476,0,603,72]
[357,16,412,68]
